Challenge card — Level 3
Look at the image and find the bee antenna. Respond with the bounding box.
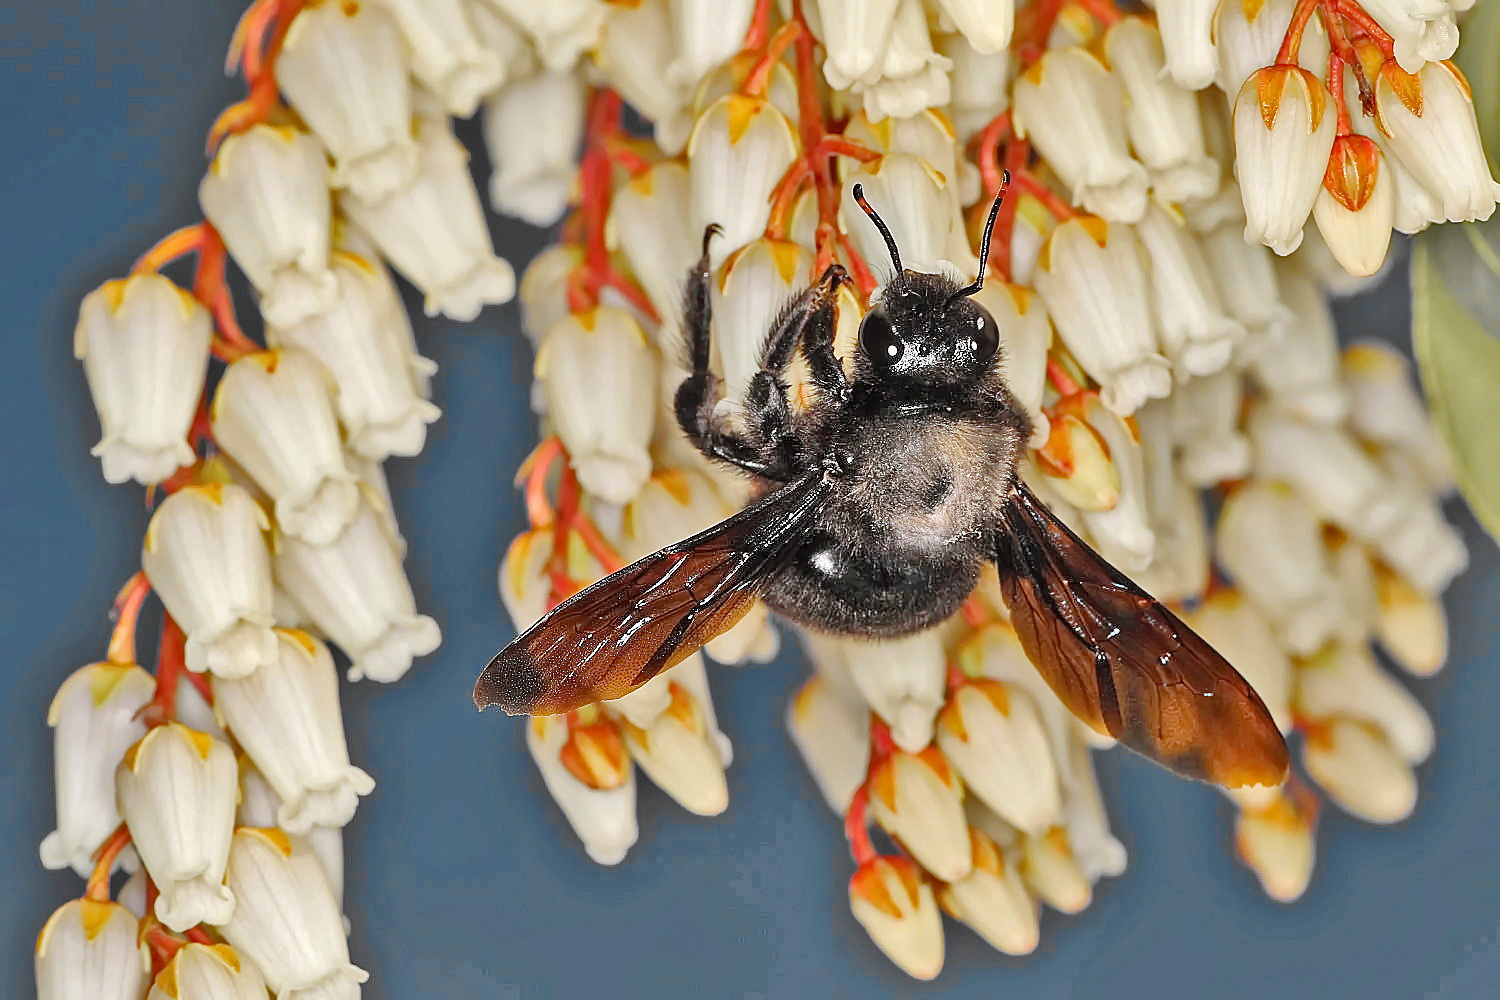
[851,183,902,273]
[952,169,1010,300]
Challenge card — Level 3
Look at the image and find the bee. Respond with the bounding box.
[476,180,1289,791]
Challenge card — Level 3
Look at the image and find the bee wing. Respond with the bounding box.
[993,482,1289,789]
[476,471,830,716]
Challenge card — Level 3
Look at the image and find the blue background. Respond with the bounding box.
[3,3,1498,997]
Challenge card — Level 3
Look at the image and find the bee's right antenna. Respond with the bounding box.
[952,169,1011,299]
[851,183,903,273]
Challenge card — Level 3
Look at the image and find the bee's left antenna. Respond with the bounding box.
[851,183,903,273]
[952,169,1010,299]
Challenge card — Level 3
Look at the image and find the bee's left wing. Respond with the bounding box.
[992,481,1289,790]
[475,471,830,717]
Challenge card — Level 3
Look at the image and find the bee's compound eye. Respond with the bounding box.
[859,311,903,367]
[967,308,999,363]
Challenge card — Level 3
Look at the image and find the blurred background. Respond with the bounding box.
[3,2,1498,997]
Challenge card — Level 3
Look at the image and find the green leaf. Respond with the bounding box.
[1454,0,1500,176]
[1412,216,1500,543]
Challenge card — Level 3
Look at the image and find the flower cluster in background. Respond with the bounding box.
[39,0,1492,992]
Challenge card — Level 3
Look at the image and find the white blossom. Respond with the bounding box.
[969,284,1050,446]
[687,93,799,268]
[1134,201,1243,377]
[937,680,1061,835]
[842,155,964,276]
[849,856,945,980]
[367,0,501,117]
[481,0,607,72]
[938,828,1040,955]
[608,161,700,344]
[714,238,813,400]
[148,942,270,1000]
[528,712,638,865]
[839,631,948,753]
[666,0,756,86]
[1376,59,1500,224]
[35,899,148,1000]
[1155,0,1220,90]
[1361,0,1459,73]
[483,70,585,226]
[619,681,728,816]
[787,675,871,813]
[852,0,953,123]
[932,0,1014,54]
[817,0,900,90]
[597,0,691,148]
[1105,21,1218,203]
[1233,66,1337,255]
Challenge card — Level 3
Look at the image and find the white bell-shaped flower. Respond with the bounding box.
[713,238,813,400]
[938,679,1062,836]
[212,349,359,545]
[148,942,270,1000]
[1376,59,1500,224]
[787,675,871,813]
[1249,264,1347,423]
[1303,718,1417,824]
[483,69,585,226]
[268,253,439,461]
[1055,735,1129,879]
[1216,480,1343,656]
[1312,135,1396,278]
[528,712,639,865]
[1371,473,1468,596]
[1019,826,1092,913]
[939,31,1011,139]
[517,243,582,350]
[236,762,347,902]
[367,0,501,117]
[116,724,237,930]
[869,747,972,882]
[537,306,657,504]
[1013,48,1148,222]
[1361,0,1458,73]
[1342,342,1450,492]
[142,483,277,679]
[1155,0,1220,89]
[969,284,1050,446]
[851,0,952,122]
[1190,589,1294,732]
[1375,566,1449,676]
[484,0,607,72]
[1172,369,1252,486]
[840,631,948,753]
[1200,220,1292,341]
[1034,217,1170,416]
[933,0,1014,53]
[1106,21,1218,202]
[199,125,337,329]
[1079,397,1155,571]
[40,661,154,875]
[274,495,441,683]
[849,855,945,980]
[74,274,210,485]
[938,828,1040,956]
[597,0,690,148]
[1235,790,1316,902]
[220,828,369,999]
[1297,642,1433,764]
[608,161,699,342]
[1135,202,1243,377]
[277,1,417,203]
[214,630,375,833]
[1216,0,1330,94]
[619,681,729,816]
[468,3,537,83]
[687,93,799,268]
[818,0,900,89]
[1233,66,1338,254]
[666,0,755,85]
[842,155,962,276]
[35,899,148,1000]
[340,117,515,321]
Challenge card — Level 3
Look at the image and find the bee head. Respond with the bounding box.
[850,180,1008,391]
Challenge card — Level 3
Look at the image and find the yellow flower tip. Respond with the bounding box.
[560,717,631,790]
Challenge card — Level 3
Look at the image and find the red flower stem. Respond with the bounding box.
[1326,50,1354,134]
[1076,0,1122,26]
[842,785,877,866]
[519,436,564,529]
[132,224,207,276]
[107,571,151,666]
[1014,170,1076,221]
[1276,0,1321,65]
[869,716,896,760]
[567,90,633,315]
[764,158,814,240]
[145,926,184,968]
[84,823,132,901]
[743,21,803,97]
[547,461,583,607]
[209,0,305,152]
[1015,0,1066,67]
[572,514,626,575]
[837,231,879,297]
[961,595,986,627]
[976,111,1012,198]
[143,615,188,727]
[603,135,654,177]
[741,0,775,51]
[601,268,661,323]
[1047,356,1084,397]
[946,663,968,691]
[184,926,216,946]
[1335,0,1397,55]
[1322,1,1378,115]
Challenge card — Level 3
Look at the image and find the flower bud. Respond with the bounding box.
[369,0,501,117]
[483,69,585,226]
[1375,566,1448,677]
[275,496,440,682]
[215,630,375,833]
[1235,788,1316,902]
[1172,369,1252,486]
[1296,641,1433,764]
[143,483,277,679]
[1133,420,1211,603]
[149,942,269,1000]
[340,118,516,320]
[1326,532,1379,643]
[1155,0,1219,90]
[1216,481,1343,656]
[868,747,972,882]
[1135,202,1243,377]
[1189,589,1294,732]
[714,238,813,399]
[236,761,346,901]
[849,856,945,980]
[1302,718,1417,823]
[220,827,369,998]
[277,1,417,203]
[688,94,798,268]
[1032,411,1121,512]
[211,349,359,545]
[667,0,756,86]
[268,252,439,460]
[1217,0,1330,94]
[116,724,237,930]
[1105,21,1218,202]
[1035,218,1170,416]
[1055,734,1129,878]
[853,0,952,122]
[1013,48,1148,222]
[40,662,153,874]
[199,126,336,328]
[1233,66,1337,255]
[537,306,657,504]
[842,154,962,275]
[840,631,948,753]
[620,682,729,816]
[1020,826,1091,913]
[816,0,899,89]
[608,161,699,343]
[969,284,1051,446]
[787,675,870,813]
[35,899,148,1000]
[940,32,1011,139]
[1376,60,1500,224]
[938,828,1040,955]
[74,274,210,485]
[1360,0,1458,73]
[933,0,1014,52]
[528,714,639,865]
[938,680,1062,835]
[1200,220,1292,340]
[1312,135,1395,278]
[485,0,607,72]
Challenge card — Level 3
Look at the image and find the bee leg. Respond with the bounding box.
[798,266,851,404]
[675,225,780,479]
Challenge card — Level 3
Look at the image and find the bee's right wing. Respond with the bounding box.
[475,471,829,717]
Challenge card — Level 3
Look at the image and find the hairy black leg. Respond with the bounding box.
[797,267,852,404]
[675,225,777,478]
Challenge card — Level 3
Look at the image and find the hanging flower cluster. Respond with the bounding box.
[487,0,1483,980]
[39,0,483,994]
